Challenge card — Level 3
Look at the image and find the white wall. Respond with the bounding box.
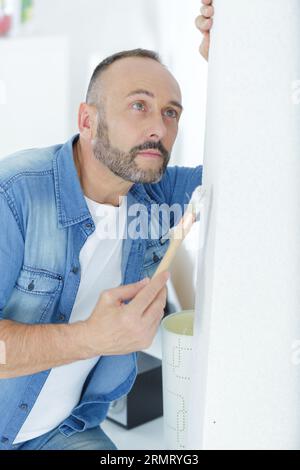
[190,0,300,450]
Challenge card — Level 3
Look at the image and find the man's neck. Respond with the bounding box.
[73,137,133,207]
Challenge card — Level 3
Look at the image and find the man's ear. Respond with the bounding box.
[78,103,98,140]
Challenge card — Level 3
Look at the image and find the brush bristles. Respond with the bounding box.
[189,185,206,220]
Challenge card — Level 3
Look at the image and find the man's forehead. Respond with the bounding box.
[101,57,182,102]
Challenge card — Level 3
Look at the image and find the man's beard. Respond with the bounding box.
[92,115,171,184]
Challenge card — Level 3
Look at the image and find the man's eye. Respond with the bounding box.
[132,102,145,111]
[164,108,178,119]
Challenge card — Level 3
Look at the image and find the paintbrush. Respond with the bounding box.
[153,185,206,277]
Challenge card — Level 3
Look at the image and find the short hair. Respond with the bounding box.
[86,48,162,106]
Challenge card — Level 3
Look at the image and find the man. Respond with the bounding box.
[0,7,214,452]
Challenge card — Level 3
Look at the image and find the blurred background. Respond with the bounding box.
[0,0,207,316]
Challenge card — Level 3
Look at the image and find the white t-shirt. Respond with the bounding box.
[14,195,126,444]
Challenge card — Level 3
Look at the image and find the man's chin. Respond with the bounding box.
[127,170,164,184]
[133,160,166,184]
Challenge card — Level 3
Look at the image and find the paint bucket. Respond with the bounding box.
[161,310,194,450]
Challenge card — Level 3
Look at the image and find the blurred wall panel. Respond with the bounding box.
[0,36,69,157]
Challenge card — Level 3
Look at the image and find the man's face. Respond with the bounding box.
[92,57,183,184]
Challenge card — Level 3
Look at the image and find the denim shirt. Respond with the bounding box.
[0,134,202,449]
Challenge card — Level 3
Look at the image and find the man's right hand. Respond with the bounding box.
[0,274,169,378]
[85,272,169,356]
[195,0,214,61]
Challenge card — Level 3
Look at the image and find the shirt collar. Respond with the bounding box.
[53,134,154,228]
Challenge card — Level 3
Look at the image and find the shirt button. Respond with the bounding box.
[85,223,93,229]
[59,313,66,322]
[19,403,28,411]
[153,253,160,263]
[71,266,79,274]
[1,437,9,443]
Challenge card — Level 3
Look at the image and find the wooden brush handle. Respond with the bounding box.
[153,237,183,277]
[153,212,195,278]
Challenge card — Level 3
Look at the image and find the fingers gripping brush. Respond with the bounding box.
[153,186,206,277]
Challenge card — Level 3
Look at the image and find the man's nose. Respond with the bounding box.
[145,114,167,141]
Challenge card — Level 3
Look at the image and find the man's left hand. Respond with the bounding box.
[195,0,214,61]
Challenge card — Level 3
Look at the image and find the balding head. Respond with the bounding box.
[86,49,162,108]
[78,48,182,184]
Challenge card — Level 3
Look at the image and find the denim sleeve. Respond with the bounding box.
[164,165,203,207]
[145,165,203,207]
[144,164,203,229]
[0,191,24,318]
